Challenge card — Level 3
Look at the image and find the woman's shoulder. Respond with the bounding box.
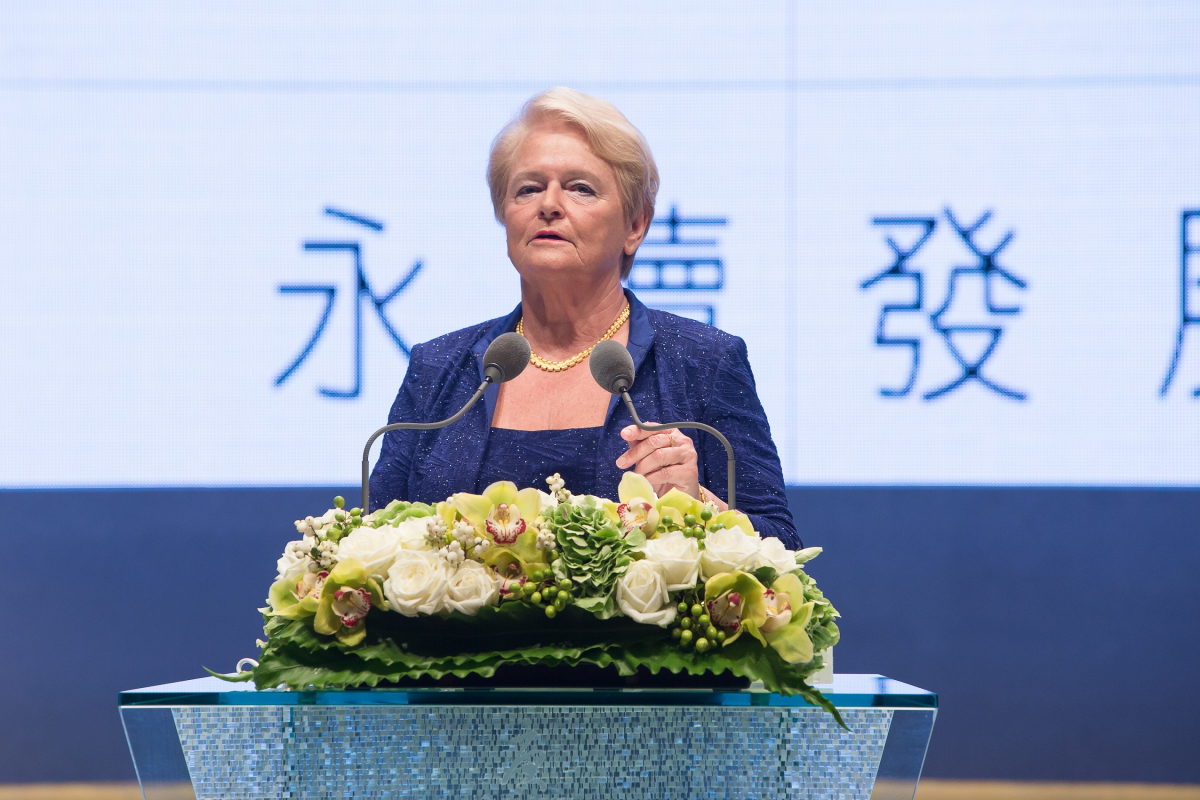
[409,317,506,369]
[643,307,746,357]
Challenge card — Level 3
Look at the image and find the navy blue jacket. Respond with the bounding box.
[369,290,800,548]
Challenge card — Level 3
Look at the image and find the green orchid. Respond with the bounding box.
[759,573,817,664]
[615,472,661,535]
[455,481,547,577]
[312,558,387,647]
[267,568,327,620]
[703,570,767,646]
[454,481,543,543]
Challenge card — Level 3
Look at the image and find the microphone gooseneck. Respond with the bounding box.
[360,332,531,512]
[590,341,737,510]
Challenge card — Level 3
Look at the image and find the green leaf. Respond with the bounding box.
[752,566,779,587]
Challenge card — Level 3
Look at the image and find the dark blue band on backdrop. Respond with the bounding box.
[0,486,1196,784]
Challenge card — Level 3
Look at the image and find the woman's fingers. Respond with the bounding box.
[641,464,700,498]
[632,438,694,476]
[616,426,682,469]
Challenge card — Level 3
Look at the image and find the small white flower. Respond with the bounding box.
[438,540,465,566]
[545,473,566,493]
[425,517,449,548]
[452,521,477,546]
[277,539,313,582]
[315,540,339,569]
[472,538,491,558]
[536,529,556,551]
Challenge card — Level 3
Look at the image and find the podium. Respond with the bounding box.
[120,674,936,800]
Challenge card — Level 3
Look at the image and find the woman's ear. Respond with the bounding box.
[624,209,651,255]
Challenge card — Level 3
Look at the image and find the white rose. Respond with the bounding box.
[701,528,761,578]
[336,526,404,580]
[616,560,677,627]
[755,537,798,575]
[383,550,450,616]
[276,538,312,583]
[445,560,500,616]
[640,531,700,591]
[538,490,558,514]
[391,516,436,551]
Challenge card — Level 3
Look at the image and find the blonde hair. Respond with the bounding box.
[488,87,659,278]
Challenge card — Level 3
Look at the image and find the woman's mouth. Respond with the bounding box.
[533,231,566,242]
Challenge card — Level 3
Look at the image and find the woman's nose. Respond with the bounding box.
[538,183,565,218]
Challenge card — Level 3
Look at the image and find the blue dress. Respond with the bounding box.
[369,290,801,549]
[477,427,602,498]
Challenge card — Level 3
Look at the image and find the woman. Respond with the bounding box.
[370,88,799,548]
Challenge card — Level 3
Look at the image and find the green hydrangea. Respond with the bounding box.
[547,496,644,618]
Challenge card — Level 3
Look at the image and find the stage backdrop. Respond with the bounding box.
[3,2,1199,488]
[2,0,1199,787]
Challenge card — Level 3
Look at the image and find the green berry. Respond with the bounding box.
[706,626,718,640]
[710,522,725,531]
[350,508,361,517]
[549,550,560,561]
[546,586,559,600]
[335,511,346,522]
[684,514,697,527]
[690,604,703,618]
[656,524,667,533]
[680,617,692,631]
[530,591,542,604]
[554,598,566,612]
[700,508,712,521]
[544,605,557,619]
[695,637,710,653]
[679,629,694,646]
[559,579,573,592]
[334,496,345,509]
[677,602,688,615]
[698,614,710,627]
[671,627,682,640]
[716,631,727,644]
[509,581,523,594]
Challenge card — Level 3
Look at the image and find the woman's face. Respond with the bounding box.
[503,120,646,283]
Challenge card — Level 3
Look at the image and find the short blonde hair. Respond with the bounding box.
[488,87,659,278]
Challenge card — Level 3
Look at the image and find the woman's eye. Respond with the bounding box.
[572,184,595,195]
[516,186,537,196]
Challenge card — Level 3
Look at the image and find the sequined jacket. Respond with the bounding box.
[368,290,800,548]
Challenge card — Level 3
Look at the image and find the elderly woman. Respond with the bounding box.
[369,88,799,548]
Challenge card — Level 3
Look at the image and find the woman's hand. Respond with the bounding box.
[616,424,701,500]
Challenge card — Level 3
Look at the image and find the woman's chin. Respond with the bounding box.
[517,258,608,282]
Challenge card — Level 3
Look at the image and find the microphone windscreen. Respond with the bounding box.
[483,332,531,383]
[589,340,635,394]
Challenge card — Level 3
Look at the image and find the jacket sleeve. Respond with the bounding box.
[699,336,801,549]
[367,344,427,512]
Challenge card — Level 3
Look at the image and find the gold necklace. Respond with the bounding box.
[516,302,631,373]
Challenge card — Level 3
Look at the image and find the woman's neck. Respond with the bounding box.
[518,273,628,358]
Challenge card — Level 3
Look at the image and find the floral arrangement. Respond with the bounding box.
[223,473,841,717]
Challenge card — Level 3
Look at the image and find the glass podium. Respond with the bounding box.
[120,674,936,800]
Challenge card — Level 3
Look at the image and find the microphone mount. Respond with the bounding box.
[360,377,493,513]
[618,391,737,510]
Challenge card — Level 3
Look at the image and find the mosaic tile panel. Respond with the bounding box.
[173,705,892,800]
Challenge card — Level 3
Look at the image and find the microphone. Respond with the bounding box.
[589,340,738,509]
[360,332,530,512]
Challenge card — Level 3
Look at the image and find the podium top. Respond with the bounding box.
[119,674,935,709]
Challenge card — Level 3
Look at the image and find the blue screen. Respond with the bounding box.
[2,2,1199,487]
